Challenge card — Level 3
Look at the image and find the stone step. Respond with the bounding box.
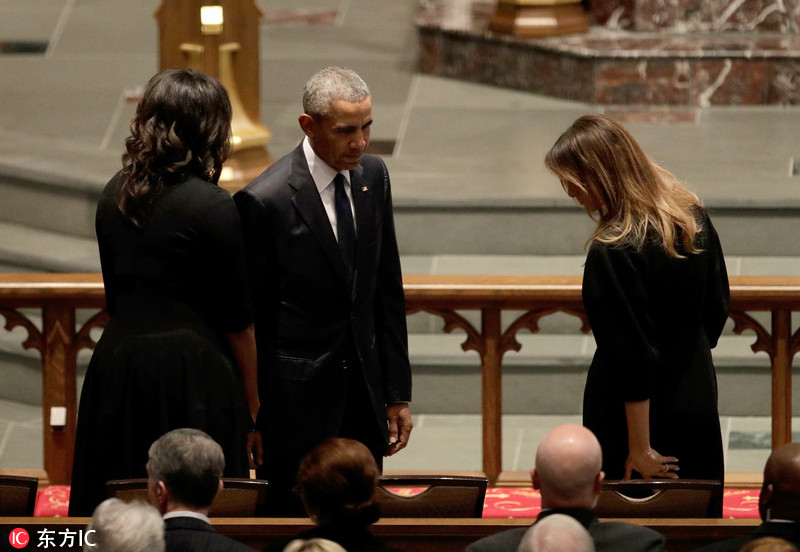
[408,332,793,417]
[1,159,800,257]
[0,221,100,272]
[0,320,786,418]
[392,202,800,257]
[0,158,107,240]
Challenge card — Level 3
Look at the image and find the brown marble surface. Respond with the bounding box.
[416,2,800,58]
[589,0,800,33]
[416,1,800,105]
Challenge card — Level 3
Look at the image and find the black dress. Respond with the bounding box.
[581,208,729,502]
[69,173,253,516]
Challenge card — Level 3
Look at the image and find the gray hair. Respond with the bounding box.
[518,514,595,552]
[147,428,224,508]
[302,66,370,118]
[85,498,164,552]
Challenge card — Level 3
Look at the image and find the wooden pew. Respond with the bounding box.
[0,517,761,551]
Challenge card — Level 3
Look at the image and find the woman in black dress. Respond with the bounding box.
[545,115,730,511]
[69,69,260,516]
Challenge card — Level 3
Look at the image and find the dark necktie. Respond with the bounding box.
[333,173,356,280]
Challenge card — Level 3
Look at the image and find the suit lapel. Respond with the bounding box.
[350,166,376,296]
[288,145,351,286]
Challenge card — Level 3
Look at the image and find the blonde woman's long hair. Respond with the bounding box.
[545,114,703,258]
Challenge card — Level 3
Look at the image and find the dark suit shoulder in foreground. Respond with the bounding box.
[465,509,664,552]
[164,516,255,552]
[692,521,800,552]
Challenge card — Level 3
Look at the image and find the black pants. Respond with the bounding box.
[257,351,386,517]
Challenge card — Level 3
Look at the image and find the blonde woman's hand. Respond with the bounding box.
[624,448,679,480]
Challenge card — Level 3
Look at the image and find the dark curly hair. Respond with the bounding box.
[117,68,232,226]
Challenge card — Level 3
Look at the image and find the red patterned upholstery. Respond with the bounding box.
[33,486,760,519]
[34,485,70,517]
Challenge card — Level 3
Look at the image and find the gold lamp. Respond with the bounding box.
[156,0,273,193]
[200,5,223,34]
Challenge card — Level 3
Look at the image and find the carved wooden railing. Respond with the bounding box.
[1,274,799,485]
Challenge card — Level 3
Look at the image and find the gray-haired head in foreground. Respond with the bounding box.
[518,513,595,552]
[147,428,224,508]
[302,66,370,118]
[282,538,348,552]
[85,498,164,552]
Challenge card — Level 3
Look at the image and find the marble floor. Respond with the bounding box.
[0,396,785,478]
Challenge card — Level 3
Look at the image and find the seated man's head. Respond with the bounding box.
[86,498,164,552]
[739,537,799,552]
[297,437,379,524]
[283,538,348,552]
[146,428,224,514]
[760,442,800,522]
[531,424,604,509]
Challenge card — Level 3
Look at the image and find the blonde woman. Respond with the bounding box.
[546,114,729,516]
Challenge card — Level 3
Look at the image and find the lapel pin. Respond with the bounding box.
[362,186,368,192]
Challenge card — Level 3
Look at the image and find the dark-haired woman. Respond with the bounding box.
[264,438,404,552]
[545,114,729,515]
[69,69,259,516]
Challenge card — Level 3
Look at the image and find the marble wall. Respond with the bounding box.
[416,0,800,105]
[417,23,800,105]
[590,0,800,33]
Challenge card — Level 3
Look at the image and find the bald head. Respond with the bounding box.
[761,443,800,521]
[533,424,603,508]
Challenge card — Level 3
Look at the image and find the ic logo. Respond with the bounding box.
[9,528,29,549]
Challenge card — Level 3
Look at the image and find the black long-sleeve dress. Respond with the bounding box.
[69,173,253,516]
[581,208,730,499]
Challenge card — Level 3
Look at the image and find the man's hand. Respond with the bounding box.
[247,430,264,469]
[385,403,413,457]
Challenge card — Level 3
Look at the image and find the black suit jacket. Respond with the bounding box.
[234,145,411,469]
[464,508,665,552]
[262,522,405,552]
[692,520,800,552]
[164,516,255,552]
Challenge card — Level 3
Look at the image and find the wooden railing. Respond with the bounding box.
[1,274,799,485]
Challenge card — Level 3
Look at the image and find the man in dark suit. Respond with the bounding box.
[147,428,255,552]
[465,424,665,552]
[234,66,412,516]
[693,443,800,551]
